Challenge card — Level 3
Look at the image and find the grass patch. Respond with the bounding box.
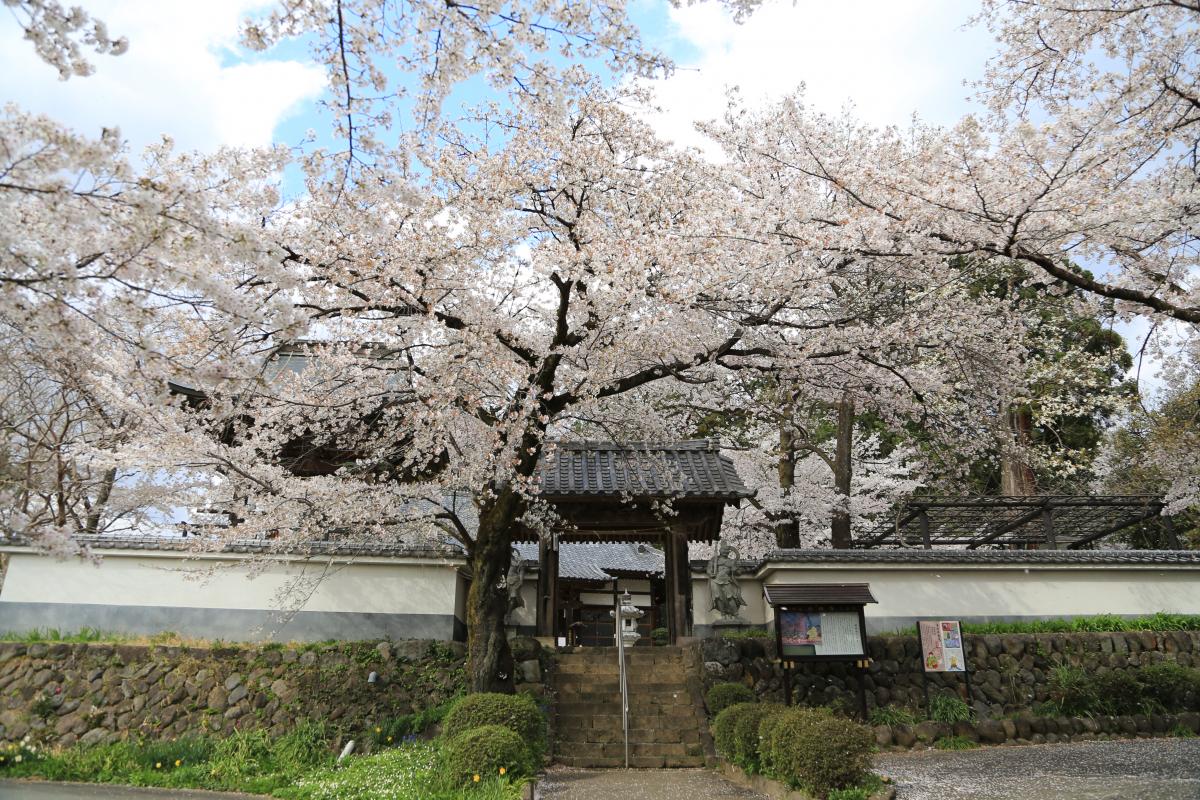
[1,726,524,799]
[963,612,1200,635]
[0,627,125,643]
[868,706,919,727]
[276,741,527,800]
[716,628,770,639]
[826,773,885,800]
[928,693,973,724]
[933,735,980,751]
[877,612,1200,637]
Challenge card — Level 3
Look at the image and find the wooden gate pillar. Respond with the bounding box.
[536,536,559,638]
[663,526,690,643]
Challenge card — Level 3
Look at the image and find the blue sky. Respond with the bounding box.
[1,0,994,155]
[0,0,1167,397]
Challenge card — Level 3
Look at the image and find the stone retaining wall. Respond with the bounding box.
[0,639,466,748]
[873,710,1200,749]
[701,630,1200,717]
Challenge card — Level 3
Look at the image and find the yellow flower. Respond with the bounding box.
[499,767,506,775]
[472,774,480,783]
[386,736,393,743]
[155,762,162,769]
[175,759,182,767]
[375,726,382,733]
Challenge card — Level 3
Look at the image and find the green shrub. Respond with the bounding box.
[442,725,532,786]
[651,628,669,645]
[1138,663,1200,712]
[928,692,973,723]
[712,702,757,760]
[442,693,547,760]
[762,708,873,796]
[1048,665,1096,715]
[705,682,756,716]
[868,706,919,726]
[712,702,780,770]
[756,704,800,778]
[730,703,784,771]
[1093,669,1146,715]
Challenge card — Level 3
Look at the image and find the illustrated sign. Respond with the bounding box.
[919,619,966,672]
[780,609,865,658]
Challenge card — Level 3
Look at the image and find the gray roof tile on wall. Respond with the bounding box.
[766,549,1200,565]
[1,533,464,559]
[537,440,752,500]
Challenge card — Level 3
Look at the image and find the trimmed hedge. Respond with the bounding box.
[731,703,784,771]
[706,682,755,716]
[712,702,758,762]
[442,725,532,785]
[442,693,547,759]
[761,707,872,796]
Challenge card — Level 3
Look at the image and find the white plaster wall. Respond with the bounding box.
[0,550,463,616]
[757,562,1200,633]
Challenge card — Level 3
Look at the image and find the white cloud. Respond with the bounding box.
[0,0,325,153]
[642,0,994,150]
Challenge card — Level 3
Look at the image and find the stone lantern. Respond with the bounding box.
[611,590,644,646]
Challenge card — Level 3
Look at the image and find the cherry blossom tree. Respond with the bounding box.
[3,0,127,79]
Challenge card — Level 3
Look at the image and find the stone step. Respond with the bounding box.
[555,754,708,769]
[558,741,705,757]
[553,662,685,677]
[557,706,704,720]
[554,686,696,695]
[557,725,703,745]
[555,671,690,681]
[555,742,708,768]
[555,695,693,709]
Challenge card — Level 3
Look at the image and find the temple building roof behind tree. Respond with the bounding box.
[513,542,664,581]
[536,440,752,502]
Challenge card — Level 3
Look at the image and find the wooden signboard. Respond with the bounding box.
[764,583,877,719]
[916,618,973,713]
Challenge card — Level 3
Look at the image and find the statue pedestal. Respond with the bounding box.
[712,617,752,633]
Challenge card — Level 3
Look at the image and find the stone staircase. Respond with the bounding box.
[552,645,712,768]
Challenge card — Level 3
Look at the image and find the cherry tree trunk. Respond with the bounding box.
[465,487,519,694]
[830,396,854,549]
[775,420,801,548]
[1000,407,1037,496]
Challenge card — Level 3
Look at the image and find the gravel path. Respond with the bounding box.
[875,738,1200,800]
[534,767,767,800]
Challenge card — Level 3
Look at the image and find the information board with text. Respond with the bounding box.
[780,609,865,657]
[919,619,967,672]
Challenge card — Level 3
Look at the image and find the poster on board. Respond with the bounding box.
[780,610,865,657]
[919,619,966,672]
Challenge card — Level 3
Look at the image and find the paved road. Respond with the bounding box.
[0,782,259,799]
[535,767,766,800]
[876,738,1200,800]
